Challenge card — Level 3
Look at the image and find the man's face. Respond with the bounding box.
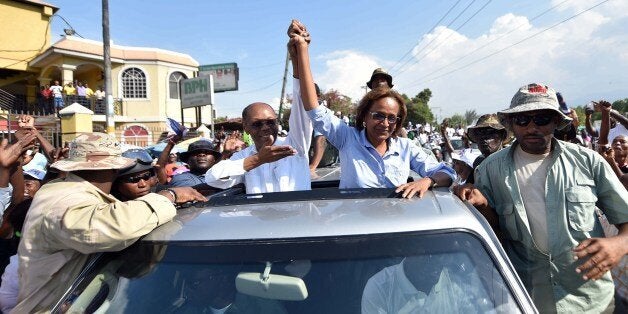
[24,179,41,199]
[371,75,390,88]
[243,104,279,149]
[168,153,177,163]
[116,169,157,200]
[473,127,504,156]
[509,110,558,154]
[187,151,218,173]
[612,135,627,158]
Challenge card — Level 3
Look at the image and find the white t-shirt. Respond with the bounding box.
[514,145,552,254]
[49,85,63,98]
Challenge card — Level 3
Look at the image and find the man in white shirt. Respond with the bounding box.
[205,31,312,194]
[49,80,63,109]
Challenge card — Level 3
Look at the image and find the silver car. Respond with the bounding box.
[53,187,536,313]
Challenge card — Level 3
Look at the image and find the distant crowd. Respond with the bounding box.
[38,80,105,113]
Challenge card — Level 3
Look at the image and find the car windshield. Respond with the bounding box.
[57,231,521,313]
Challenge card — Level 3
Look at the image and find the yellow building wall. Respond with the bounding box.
[0,0,54,72]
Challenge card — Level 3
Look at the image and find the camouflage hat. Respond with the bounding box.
[467,114,510,143]
[366,68,393,89]
[51,133,136,172]
[497,83,572,130]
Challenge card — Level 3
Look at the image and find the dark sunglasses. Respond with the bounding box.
[474,128,503,139]
[250,119,278,129]
[120,169,155,183]
[511,114,555,127]
[369,111,400,124]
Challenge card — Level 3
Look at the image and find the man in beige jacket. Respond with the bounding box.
[13,133,205,313]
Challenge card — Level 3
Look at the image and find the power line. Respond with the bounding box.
[55,14,84,38]
[401,0,612,89]
[391,0,478,76]
[395,0,493,77]
[389,0,463,73]
[238,77,283,94]
[401,0,571,87]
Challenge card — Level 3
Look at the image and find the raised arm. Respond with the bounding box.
[598,101,611,147]
[290,20,318,112]
[285,20,313,156]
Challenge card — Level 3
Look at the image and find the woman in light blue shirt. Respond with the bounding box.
[288,20,454,198]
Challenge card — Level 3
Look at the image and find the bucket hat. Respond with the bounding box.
[51,133,136,172]
[366,68,393,89]
[497,83,572,130]
[178,140,222,162]
[467,114,510,143]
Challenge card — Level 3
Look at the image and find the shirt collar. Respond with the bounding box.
[358,129,401,156]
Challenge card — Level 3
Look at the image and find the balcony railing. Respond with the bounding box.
[13,95,123,116]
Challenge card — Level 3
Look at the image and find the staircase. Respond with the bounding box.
[0,88,27,111]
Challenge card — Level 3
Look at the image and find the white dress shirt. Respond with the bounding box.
[205,78,312,194]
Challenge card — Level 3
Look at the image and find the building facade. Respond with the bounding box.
[1,0,210,146]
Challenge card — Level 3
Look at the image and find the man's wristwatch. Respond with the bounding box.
[427,177,437,189]
[165,188,178,204]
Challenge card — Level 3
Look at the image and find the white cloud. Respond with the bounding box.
[290,1,627,121]
[315,50,380,101]
[387,3,628,119]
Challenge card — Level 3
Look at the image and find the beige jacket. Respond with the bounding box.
[12,173,176,313]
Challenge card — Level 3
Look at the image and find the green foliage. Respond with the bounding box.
[214,116,229,123]
[448,114,466,127]
[612,98,628,114]
[321,89,354,116]
[464,110,478,126]
[405,88,434,125]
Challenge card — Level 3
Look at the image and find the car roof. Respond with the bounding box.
[143,188,492,243]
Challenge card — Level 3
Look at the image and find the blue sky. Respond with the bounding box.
[49,0,628,120]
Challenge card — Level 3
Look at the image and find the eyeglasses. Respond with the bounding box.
[369,112,400,124]
[250,119,278,129]
[120,169,155,183]
[511,114,555,127]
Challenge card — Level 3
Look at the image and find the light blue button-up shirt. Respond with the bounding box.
[307,106,455,189]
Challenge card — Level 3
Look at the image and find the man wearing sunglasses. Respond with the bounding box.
[112,149,159,201]
[204,25,313,194]
[456,83,628,313]
[466,113,510,167]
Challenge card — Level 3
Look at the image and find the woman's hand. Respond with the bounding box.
[395,178,432,199]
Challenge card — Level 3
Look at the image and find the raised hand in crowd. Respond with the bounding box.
[156,134,182,185]
[49,142,70,164]
[0,133,37,170]
[16,115,57,163]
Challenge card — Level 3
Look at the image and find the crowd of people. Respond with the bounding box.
[0,19,625,313]
[39,80,105,113]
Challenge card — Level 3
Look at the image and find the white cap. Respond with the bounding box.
[451,149,482,169]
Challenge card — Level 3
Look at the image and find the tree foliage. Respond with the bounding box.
[281,89,355,128]
[464,110,478,126]
[404,88,434,125]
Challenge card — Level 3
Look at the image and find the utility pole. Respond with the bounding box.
[361,85,368,96]
[102,0,114,135]
[278,51,289,122]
